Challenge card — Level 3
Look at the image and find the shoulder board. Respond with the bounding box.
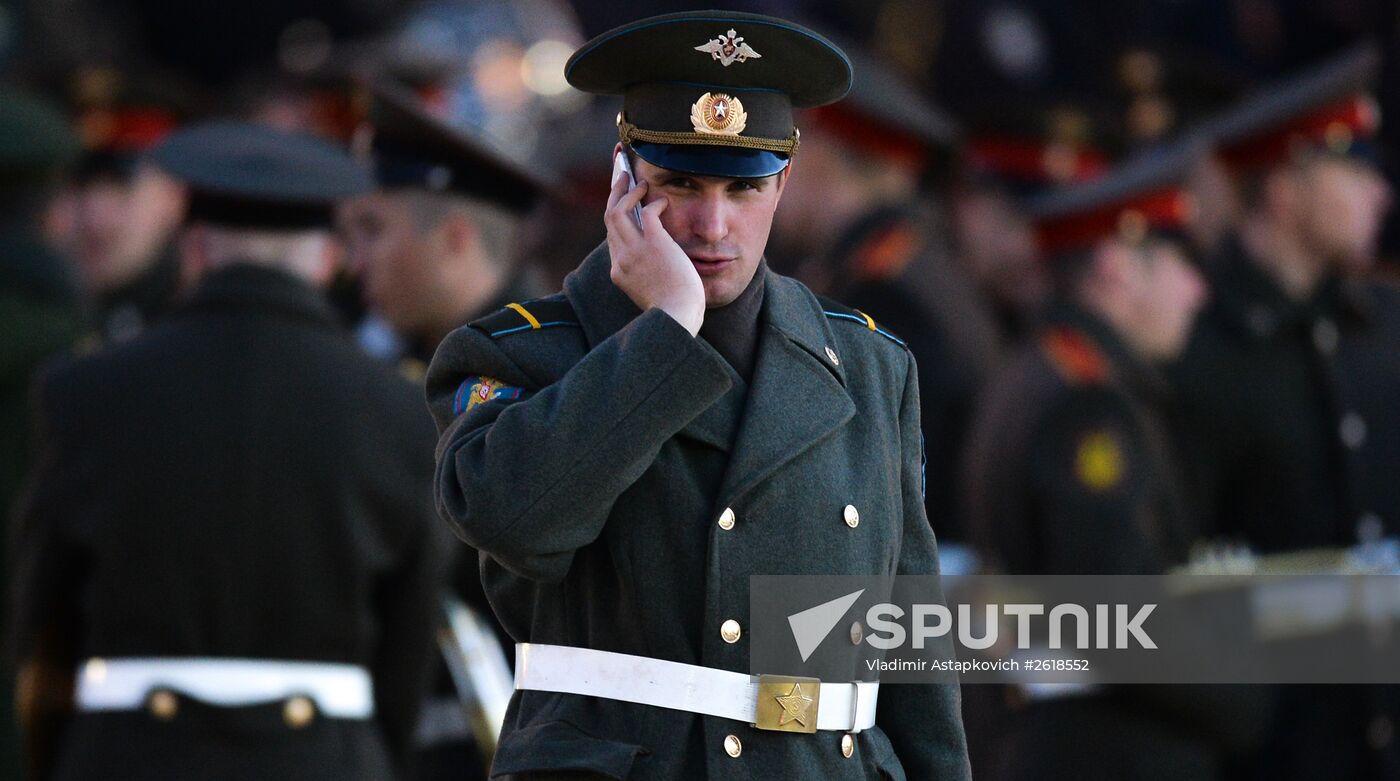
[470,296,580,339]
[1041,326,1108,385]
[818,296,907,348]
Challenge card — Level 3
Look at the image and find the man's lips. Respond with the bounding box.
[688,254,736,275]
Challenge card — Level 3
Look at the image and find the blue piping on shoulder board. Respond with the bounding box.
[489,321,581,338]
[822,311,906,347]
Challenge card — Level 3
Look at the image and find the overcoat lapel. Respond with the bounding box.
[716,269,855,503]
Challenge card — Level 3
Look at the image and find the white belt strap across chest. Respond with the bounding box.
[514,643,879,733]
[74,658,374,719]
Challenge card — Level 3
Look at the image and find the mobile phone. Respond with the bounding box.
[612,149,644,229]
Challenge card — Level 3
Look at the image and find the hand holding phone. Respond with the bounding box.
[612,150,644,228]
[604,148,705,335]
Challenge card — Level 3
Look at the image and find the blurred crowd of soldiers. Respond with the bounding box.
[2,1,1399,779]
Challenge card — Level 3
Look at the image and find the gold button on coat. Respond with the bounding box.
[843,504,860,528]
[148,689,178,721]
[724,734,743,757]
[721,619,742,643]
[841,733,855,758]
[284,696,316,729]
[718,507,735,530]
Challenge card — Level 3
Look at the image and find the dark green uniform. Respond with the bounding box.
[426,245,970,780]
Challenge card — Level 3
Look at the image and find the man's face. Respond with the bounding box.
[1121,239,1207,360]
[631,153,788,307]
[341,191,441,335]
[69,165,186,293]
[1296,156,1392,273]
[952,187,1045,311]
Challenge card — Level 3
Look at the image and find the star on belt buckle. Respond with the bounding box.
[753,675,821,733]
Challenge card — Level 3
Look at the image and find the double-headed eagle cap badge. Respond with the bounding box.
[694,28,762,67]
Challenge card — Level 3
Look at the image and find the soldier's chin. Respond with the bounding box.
[702,278,742,308]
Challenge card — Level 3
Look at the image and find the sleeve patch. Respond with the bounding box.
[453,376,525,416]
[1074,430,1125,492]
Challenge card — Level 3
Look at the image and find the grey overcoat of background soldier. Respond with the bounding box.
[426,10,969,781]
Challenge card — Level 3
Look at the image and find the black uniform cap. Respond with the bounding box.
[565,10,852,178]
[361,81,554,214]
[1196,42,1381,171]
[1028,139,1206,255]
[150,120,372,230]
[64,65,207,182]
[806,36,959,160]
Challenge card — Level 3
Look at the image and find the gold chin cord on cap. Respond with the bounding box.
[616,117,801,157]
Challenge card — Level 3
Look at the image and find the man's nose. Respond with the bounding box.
[690,194,729,244]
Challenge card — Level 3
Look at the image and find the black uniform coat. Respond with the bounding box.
[1169,245,1400,781]
[1171,243,1400,551]
[964,304,1264,781]
[10,263,448,781]
[426,245,970,780]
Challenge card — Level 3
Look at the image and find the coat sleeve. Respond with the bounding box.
[370,429,453,773]
[425,308,732,583]
[8,366,85,780]
[1028,389,1161,574]
[876,349,972,781]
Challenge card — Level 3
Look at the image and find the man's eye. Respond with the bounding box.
[665,178,695,189]
[731,180,758,192]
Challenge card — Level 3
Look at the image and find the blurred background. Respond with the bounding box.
[3,1,1400,780]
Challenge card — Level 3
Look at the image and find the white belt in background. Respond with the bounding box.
[514,643,879,733]
[74,658,375,719]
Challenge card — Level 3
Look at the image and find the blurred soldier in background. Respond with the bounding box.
[55,66,194,342]
[0,86,82,781]
[965,142,1270,779]
[1172,43,1400,781]
[771,39,1000,547]
[342,80,552,780]
[344,81,552,380]
[952,101,1117,340]
[9,121,448,781]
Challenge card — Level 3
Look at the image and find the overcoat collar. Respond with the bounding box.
[563,243,855,499]
[179,263,341,330]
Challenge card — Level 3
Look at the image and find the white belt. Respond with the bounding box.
[514,643,879,733]
[75,658,375,719]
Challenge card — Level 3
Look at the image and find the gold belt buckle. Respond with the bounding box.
[753,674,821,734]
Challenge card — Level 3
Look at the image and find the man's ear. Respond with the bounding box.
[175,225,206,292]
[773,160,793,200]
[314,236,344,287]
[178,225,205,272]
